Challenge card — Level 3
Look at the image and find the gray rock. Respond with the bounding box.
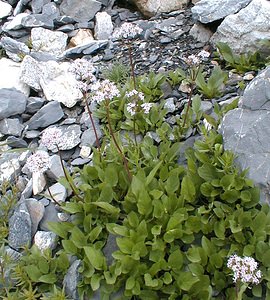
[27,101,64,130]
[0,36,30,62]
[42,2,60,19]
[189,23,213,43]
[8,202,32,250]
[0,118,24,136]
[80,125,102,148]
[39,202,60,231]
[25,198,45,236]
[31,0,50,14]
[0,58,30,96]
[211,0,270,55]
[60,0,102,22]
[0,88,27,120]
[94,11,113,40]
[2,13,29,31]
[220,67,270,203]
[191,0,252,24]
[20,55,43,91]
[0,1,12,19]
[45,182,67,203]
[14,0,31,16]
[32,171,46,195]
[64,40,108,57]
[47,154,66,180]
[21,14,54,29]
[6,136,28,148]
[31,27,68,58]
[164,97,176,113]
[63,259,81,300]
[26,97,45,114]
[34,230,58,252]
[103,233,118,266]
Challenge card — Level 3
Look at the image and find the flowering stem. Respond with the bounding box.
[105,102,132,182]
[56,145,84,201]
[127,42,136,89]
[84,93,101,151]
[181,82,194,132]
[133,118,138,146]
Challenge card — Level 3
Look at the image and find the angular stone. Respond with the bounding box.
[31,0,50,14]
[26,97,45,114]
[63,260,81,300]
[2,13,29,31]
[131,0,188,17]
[20,55,43,91]
[39,202,59,231]
[0,152,21,183]
[45,182,67,203]
[0,1,12,19]
[0,36,30,62]
[211,0,270,55]
[0,88,27,120]
[0,118,24,136]
[94,12,113,40]
[189,23,213,43]
[32,171,46,195]
[34,230,58,252]
[24,198,45,235]
[21,13,54,29]
[191,0,252,24]
[27,101,64,130]
[31,27,68,57]
[6,136,28,148]
[60,0,102,22]
[56,124,82,151]
[69,29,94,47]
[47,154,65,180]
[0,58,30,96]
[64,40,108,58]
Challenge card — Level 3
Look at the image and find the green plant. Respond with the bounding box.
[102,61,130,84]
[215,42,267,73]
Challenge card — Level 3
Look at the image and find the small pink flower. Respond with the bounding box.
[113,22,143,39]
[25,150,51,173]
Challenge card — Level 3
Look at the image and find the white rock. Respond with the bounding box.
[20,55,43,91]
[0,1,12,19]
[34,231,58,252]
[31,27,68,57]
[211,0,270,54]
[0,58,30,96]
[94,12,113,40]
[80,145,91,158]
[32,171,46,195]
[0,154,20,183]
[45,182,67,203]
[2,13,29,31]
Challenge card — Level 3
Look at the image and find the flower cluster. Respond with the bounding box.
[227,254,262,285]
[40,126,63,151]
[69,58,96,82]
[113,22,143,39]
[90,79,120,103]
[25,150,51,173]
[126,89,153,116]
[183,50,211,66]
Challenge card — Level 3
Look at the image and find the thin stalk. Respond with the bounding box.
[105,102,132,182]
[133,118,138,146]
[182,82,194,130]
[84,93,101,151]
[56,146,84,201]
[47,185,62,207]
[127,42,136,89]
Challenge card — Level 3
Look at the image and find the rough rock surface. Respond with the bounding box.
[210,0,270,54]
[220,66,270,203]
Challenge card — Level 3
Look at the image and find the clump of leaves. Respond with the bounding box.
[215,42,267,73]
[102,60,130,84]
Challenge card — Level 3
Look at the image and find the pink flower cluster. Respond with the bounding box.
[227,254,262,285]
[183,50,211,66]
[113,22,143,39]
[90,79,120,103]
[25,150,51,173]
[126,89,153,116]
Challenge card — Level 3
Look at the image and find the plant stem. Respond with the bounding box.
[133,118,138,146]
[127,42,136,89]
[56,146,84,201]
[105,102,132,182]
[84,93,101,151]
[182,82,194,131]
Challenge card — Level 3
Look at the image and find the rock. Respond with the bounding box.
[21,13,55,30]
[31,0,51,14]
[211,0,270,55]
[0,1,12,19]
[39,202,60,231]
[0,118,24,136]
[94,12,113,40]
[47,154,66,180]
[189,23,213,43]
[191,0,252,24]
[64,40,108,58]
[220,66,270,203]
[69,29,94,47]
[6,136,28,148]
[0,88,27,120]
[26,97,45,114]
[59,0,102,22]
[2,13,29,31]
[132,0,188,17]
[0,36,30,62]
[32,171,47,195]
[27,101,64,130]
[103,233,118,266]
[45,182,67,203]
[63,259,81,300]
[0,58,30,96]
[20,55,43,91]
[34,230,58,252]
[31,27,68,57]
[24,198,45,235]
[164,97,176,113]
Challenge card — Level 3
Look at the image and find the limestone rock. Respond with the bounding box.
[189,23,213,43]
[0,1,12,19]
[45,182,67,203]
[2,13,29,31]
[34,231,58,252]
[69,29,94,47]
[211,0,270,55]
[32,171,46,195]
[0,152,21,183]
[0,36,30,62]
[191,0,252,24]
[131,0,188,17]
[94,12,113,40]
[0,58,30,96]
[31,27,68,57]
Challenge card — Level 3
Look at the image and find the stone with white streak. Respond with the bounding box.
[191,0,252,24]
[0,1,12,19]
[31,27,68,57]
[94,12,113,40]
[0,36,30,62]
[2,13,29,31]
[211,0,270,55]
[32,171,47,195]
[0,153,21,183]
[34,231,58,252]
[45,182,67,203]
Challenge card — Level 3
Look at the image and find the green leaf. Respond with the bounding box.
[262,249,270,267]
[91,274,102,291]
[47,222,72,239]
[198,163,219,181]
[181,176,196,202]
[62,240,78,254]
[38,274,57,284]
[146,161,163,186]
[187,247,201,263]
[144,273,159,287]
[137,189,152,216]
[105,164,118,186]
[24,265,42,282]
[126,276,136,290]
[63,202,83,214]
[89,225,103,242]
[177,271,200,291]
[168,249,183,270]
[98,184,114,203]
[165,173,180,194]
[214,220,225,239]
[91,202,120,215]
[84,246,105,270]
[70,226,87,249]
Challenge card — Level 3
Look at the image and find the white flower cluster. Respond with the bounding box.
[90,79,120,103]
[126,89,153,116]
[113,22,143,39]
[69,58,96,82]
[40,127,63,151]
[25,150,51,173]
[227,254,262,285]
[184,50,211,66]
